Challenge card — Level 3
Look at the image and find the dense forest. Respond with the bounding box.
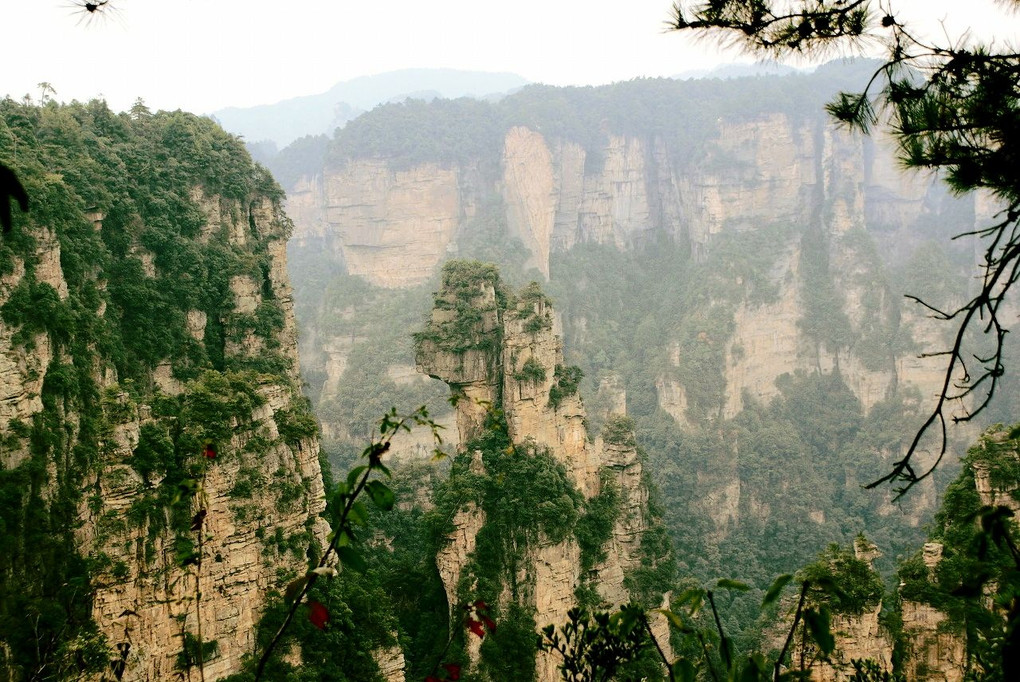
[265,60,881,192]
[282,63,1009,645]
[3,61,1020,680]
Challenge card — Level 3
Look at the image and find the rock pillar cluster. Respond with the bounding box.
[415,262,671,680]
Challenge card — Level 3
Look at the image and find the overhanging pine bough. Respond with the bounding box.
[670,0,1020,496]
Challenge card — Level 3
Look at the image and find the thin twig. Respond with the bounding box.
[774,581,810,682]
[253,453,379,680]
[706,591,731,669]
[641,613,676,682]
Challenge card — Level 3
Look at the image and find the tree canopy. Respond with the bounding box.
[671,0,1020,494]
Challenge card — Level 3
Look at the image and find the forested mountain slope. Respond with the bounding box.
[282,61,1020,631]
[213,68,529,153]
[0,100,326,680]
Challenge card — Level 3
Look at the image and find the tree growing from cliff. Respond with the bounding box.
[669,1,1020,495]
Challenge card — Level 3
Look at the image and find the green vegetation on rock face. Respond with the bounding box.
[301,272,448,447]
[396,267,672,678]
[289,195,970,652]
[548,364,583,409]
[413,260,508,358]
[423,412,642,680]
[430,416,581,583]
[274,67,1020,675]
[798,226,853,357]
[423,418,578,679]
[799,541,884,615]
[1,98,292,383]
[0,98,305,678]
[896,426,1020,637]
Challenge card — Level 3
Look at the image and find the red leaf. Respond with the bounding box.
[443,663,462,680]
[203,443,217,459]
[473,599,488,611]
[308,600,329,630]
[467,618,485,638]
[425,677,441,682]
[482,616,497,633]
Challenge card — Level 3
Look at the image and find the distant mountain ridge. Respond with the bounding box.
[211,68,530,148]
[673,61,804,79]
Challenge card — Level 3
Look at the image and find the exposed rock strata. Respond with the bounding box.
[899,599,966,682]
[322,160,461,288]
[87,192,327,681]
[800,540,894,682]
[0,187,327,681]
[291,112,976,443]
[416,271,669,680]
[87,384,327,681]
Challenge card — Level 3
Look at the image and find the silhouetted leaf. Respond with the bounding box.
[804,607,834,655]
[336,545,367,573]
[190,509,207,532]
[366,480,395,510]
[284,575,310,603]
[740,653,767,682]
[657,608,686,630]
[672,658,697,682]
[346,465,368,489]
[762,574,793,608]
[720,635,733,668]
[716,578,750,592]
[675,587,705,616]
[347,501,369,526]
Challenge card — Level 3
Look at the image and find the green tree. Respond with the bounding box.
[670,1,1020,494]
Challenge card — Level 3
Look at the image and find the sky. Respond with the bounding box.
[3,1,1019,116]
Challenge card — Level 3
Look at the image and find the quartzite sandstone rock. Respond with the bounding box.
[418,275,669,680]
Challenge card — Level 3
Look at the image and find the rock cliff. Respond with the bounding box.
[415,262,672,680]
[275,73,1005,681]
[0,103,326,681]
[81,189,327,681]
[794,539,895,682]
[801,427,1020,682]
[288,81,975,445]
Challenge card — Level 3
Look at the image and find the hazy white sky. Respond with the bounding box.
[3,1,1018,115]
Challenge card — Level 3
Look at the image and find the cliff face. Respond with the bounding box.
[794,540,896,682]
[0,103,325,681]
[415,264,671,680]
[81,192,327,681]
[809,427,1020,682]
[277,74,999,681]
[0,227,64,428]
[289,108,971,437]
[290,159,461,289]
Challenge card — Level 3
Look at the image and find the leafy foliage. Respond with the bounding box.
[549,364,584,409]
[539,605,655,682]
[248,406,444,681]
[324,64,878,173]
[413,260,507,357]
[798,542,884,615]
[514,357,547,384]
[601,415,637,448]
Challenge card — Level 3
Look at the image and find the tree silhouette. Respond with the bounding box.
[0,164,28,233]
